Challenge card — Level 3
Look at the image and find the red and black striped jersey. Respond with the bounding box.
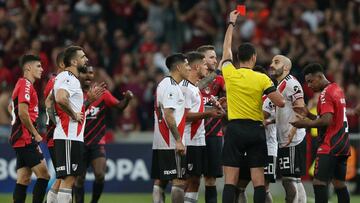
[9,78,39,148]
[44,75,56,148]
[200,75,225,137]
[317,83,350,156]
[84,90,119,146]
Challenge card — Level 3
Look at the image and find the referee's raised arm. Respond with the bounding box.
[221,10,284,203]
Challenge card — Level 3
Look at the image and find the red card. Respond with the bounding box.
[237,5,246,16]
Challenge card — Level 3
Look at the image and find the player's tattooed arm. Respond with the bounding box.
[45,91,56,123]
[163,106,186,155]
[197,72,217,90]
[56,89,83,122]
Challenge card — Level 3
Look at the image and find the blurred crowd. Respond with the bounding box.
[0,0,359,139]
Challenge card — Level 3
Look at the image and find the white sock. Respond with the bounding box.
[57,188,72,203]
[297,181,307,203]
[153,185,165,203]
[184,192,199,203]
[46,188,58,203]
[238,188,247,203]
[265,190,273,203]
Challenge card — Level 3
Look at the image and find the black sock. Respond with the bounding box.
[32,178,49,203]
[13,183,27,203]
[74,185,85,203]
[91,181,104,203]
[205,186,217,203]
[222,184,236,203]
[335,187,350,203]
[234,187,240,203]
[313,185,328,203]
[254,185,266,203]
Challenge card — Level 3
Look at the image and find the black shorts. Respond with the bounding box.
[204,136,223,177]
[151,149,186,180]
[84,144,106,167]
[314,154,348,182]
[48,147,56,168]
[54,140,85,179]
[222,119,267,168]
[238,156,277,183]
[277,138,306,177]
[186,146,206,176]
[14,143,44,170]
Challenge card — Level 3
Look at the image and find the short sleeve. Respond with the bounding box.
[319,90,334,115]
[262,75,276,95]
[221,61,235,79]
[17,80,30,105]
[286,80,304,103]
[161,85,181,109]
[54,75,75,97]
[262,98,273,114]
[103,90,119,107]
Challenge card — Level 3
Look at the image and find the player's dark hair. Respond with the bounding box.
[186,51,205,65]
[237,43,256,62]
[63,46,83,67]
[19,54,40,69]
[303,63,324,76]
[253,65,266,74]
[56,51,65,67]
[165,53,187,71]
[196,45,215,53]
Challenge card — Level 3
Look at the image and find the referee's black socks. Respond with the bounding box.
[313,185,328,203]
[74,185,85,203]
[254,185,265,203]
[91,181,104,203]
[335,187,350,203]
[13,183,27,203]
[205,186,217,203]
[222,184,236,203]
[33,178,49,203]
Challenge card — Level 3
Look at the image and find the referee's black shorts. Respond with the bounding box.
[222,119,267,168]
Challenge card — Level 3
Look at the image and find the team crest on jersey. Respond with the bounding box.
[204,87,210,94]
[72,164,78,171]
[87,106,99,119]
[25,94,30,101]
[188,163,193,171]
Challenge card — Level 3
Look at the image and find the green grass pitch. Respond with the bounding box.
[1,193,360,202]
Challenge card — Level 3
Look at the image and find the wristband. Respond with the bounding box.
[215,69,222,75]
[228,22,235,27]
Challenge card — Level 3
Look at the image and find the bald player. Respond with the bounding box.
[269,55,307,203]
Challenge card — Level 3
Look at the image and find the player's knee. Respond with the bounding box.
[282,178,298,201]
[94,172,105,183]
[313,178,327,186]
[17,176,31,185]
[187,177,200,190]
[332,179,346,189]
[75,175,86,186]
[204,176,216,186]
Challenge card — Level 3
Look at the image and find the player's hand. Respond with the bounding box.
[175,141,186,156]
[218,97,227,109]
[87,82,107,103]
[229,10,239,23]
[290,119,308,128]
[209,108,225,118]
[293,106,309,118]
[284,127,297,147]
[34,133,42,142]
[74,112,84,123]
[123,90,134,101]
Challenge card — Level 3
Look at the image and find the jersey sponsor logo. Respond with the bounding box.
[56,166,65,171]
[163,169,177,175]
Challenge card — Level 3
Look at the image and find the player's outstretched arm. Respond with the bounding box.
[267,91,285,107]
[221,10,239,63]
[18,103,42,142]
[116,90,134,111]
[290,112,333,128]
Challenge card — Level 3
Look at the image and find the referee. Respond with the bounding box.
[220,10,285,203]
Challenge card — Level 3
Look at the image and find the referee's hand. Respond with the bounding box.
[175,141,186,156]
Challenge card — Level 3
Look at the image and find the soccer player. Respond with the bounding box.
[10,54,50,203]
[74,66,133,203]
[180,52,224,203]
[291,63,350,203]
[220,10,285,203]
[236,66,278,203]
[44,51,66,203]
[151,53,190,203]
[197,45,225,203]
[269,55,307,203]
[53,46,88,203]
